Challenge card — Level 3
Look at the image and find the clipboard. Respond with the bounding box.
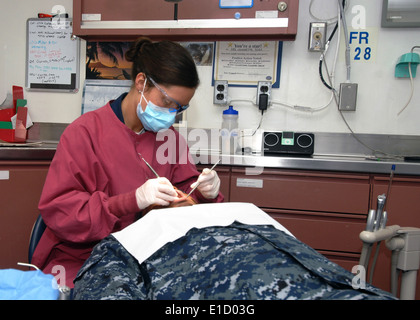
[26,18,80,92]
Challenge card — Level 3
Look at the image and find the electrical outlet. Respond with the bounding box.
[256,81,272,107]
[213,80,228,105]
[308,22,327,52]
[339,83,358,111]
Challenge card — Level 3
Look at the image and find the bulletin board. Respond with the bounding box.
[26,18,80,92]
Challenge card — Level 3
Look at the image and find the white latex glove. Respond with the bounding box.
[135,177,178,210]
[190,168,220,199]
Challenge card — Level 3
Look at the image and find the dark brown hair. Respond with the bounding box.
[125,37,199,89]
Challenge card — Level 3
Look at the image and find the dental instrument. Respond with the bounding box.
[139,153,160,178]
[186,159,221,198]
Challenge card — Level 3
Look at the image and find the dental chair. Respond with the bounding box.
[28,214,46,264]
[25,214,71,299]
[0,214,68,300]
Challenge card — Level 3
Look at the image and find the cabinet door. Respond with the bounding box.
[73,0,299,41]
[266,209,366,254]
[230,167,370,214]
[0,162,50,269]
[371,175,420,228]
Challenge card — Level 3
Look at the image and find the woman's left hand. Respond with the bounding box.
[190,168,220,199]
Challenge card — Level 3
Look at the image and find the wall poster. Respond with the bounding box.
[213,41,282,88]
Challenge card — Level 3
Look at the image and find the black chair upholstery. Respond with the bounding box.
[28,214,46,264]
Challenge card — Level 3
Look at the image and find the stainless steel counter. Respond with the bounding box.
[1,123,420,176]
[190,129,420,176]
[192,153,420,176]
[2,144,419,175]
[0,142,57,160]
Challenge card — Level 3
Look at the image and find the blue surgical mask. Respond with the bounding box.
[137,91,176,132]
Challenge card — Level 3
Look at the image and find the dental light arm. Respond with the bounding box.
[360,225,400,244]
[359,224,399,271]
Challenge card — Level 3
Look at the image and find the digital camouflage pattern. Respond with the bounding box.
[73,222,396,300]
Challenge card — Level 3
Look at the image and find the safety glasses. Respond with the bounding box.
[148,77,190,114]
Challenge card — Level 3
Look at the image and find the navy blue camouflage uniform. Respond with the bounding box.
[73,222,396,300]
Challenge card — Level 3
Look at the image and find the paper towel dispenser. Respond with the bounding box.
[382,0,420,27]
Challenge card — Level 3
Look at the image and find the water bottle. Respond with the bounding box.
[221,106,239,154]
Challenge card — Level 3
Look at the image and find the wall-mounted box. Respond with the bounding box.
[72,0,299,41]
[382,0,420,28]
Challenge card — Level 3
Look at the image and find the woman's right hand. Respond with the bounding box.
[135,177,178,210]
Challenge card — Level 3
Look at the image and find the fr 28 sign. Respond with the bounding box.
[348,5,377,63]
[349,31,372,61]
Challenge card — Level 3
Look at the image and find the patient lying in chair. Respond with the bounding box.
[73,202,396,300]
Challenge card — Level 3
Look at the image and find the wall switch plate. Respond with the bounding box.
[213,80,228,105]
[256,81,272,107]
[308,22,327,52]
[339,83,358,111]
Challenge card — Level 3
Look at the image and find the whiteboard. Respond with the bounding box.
[26,18,80,92]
